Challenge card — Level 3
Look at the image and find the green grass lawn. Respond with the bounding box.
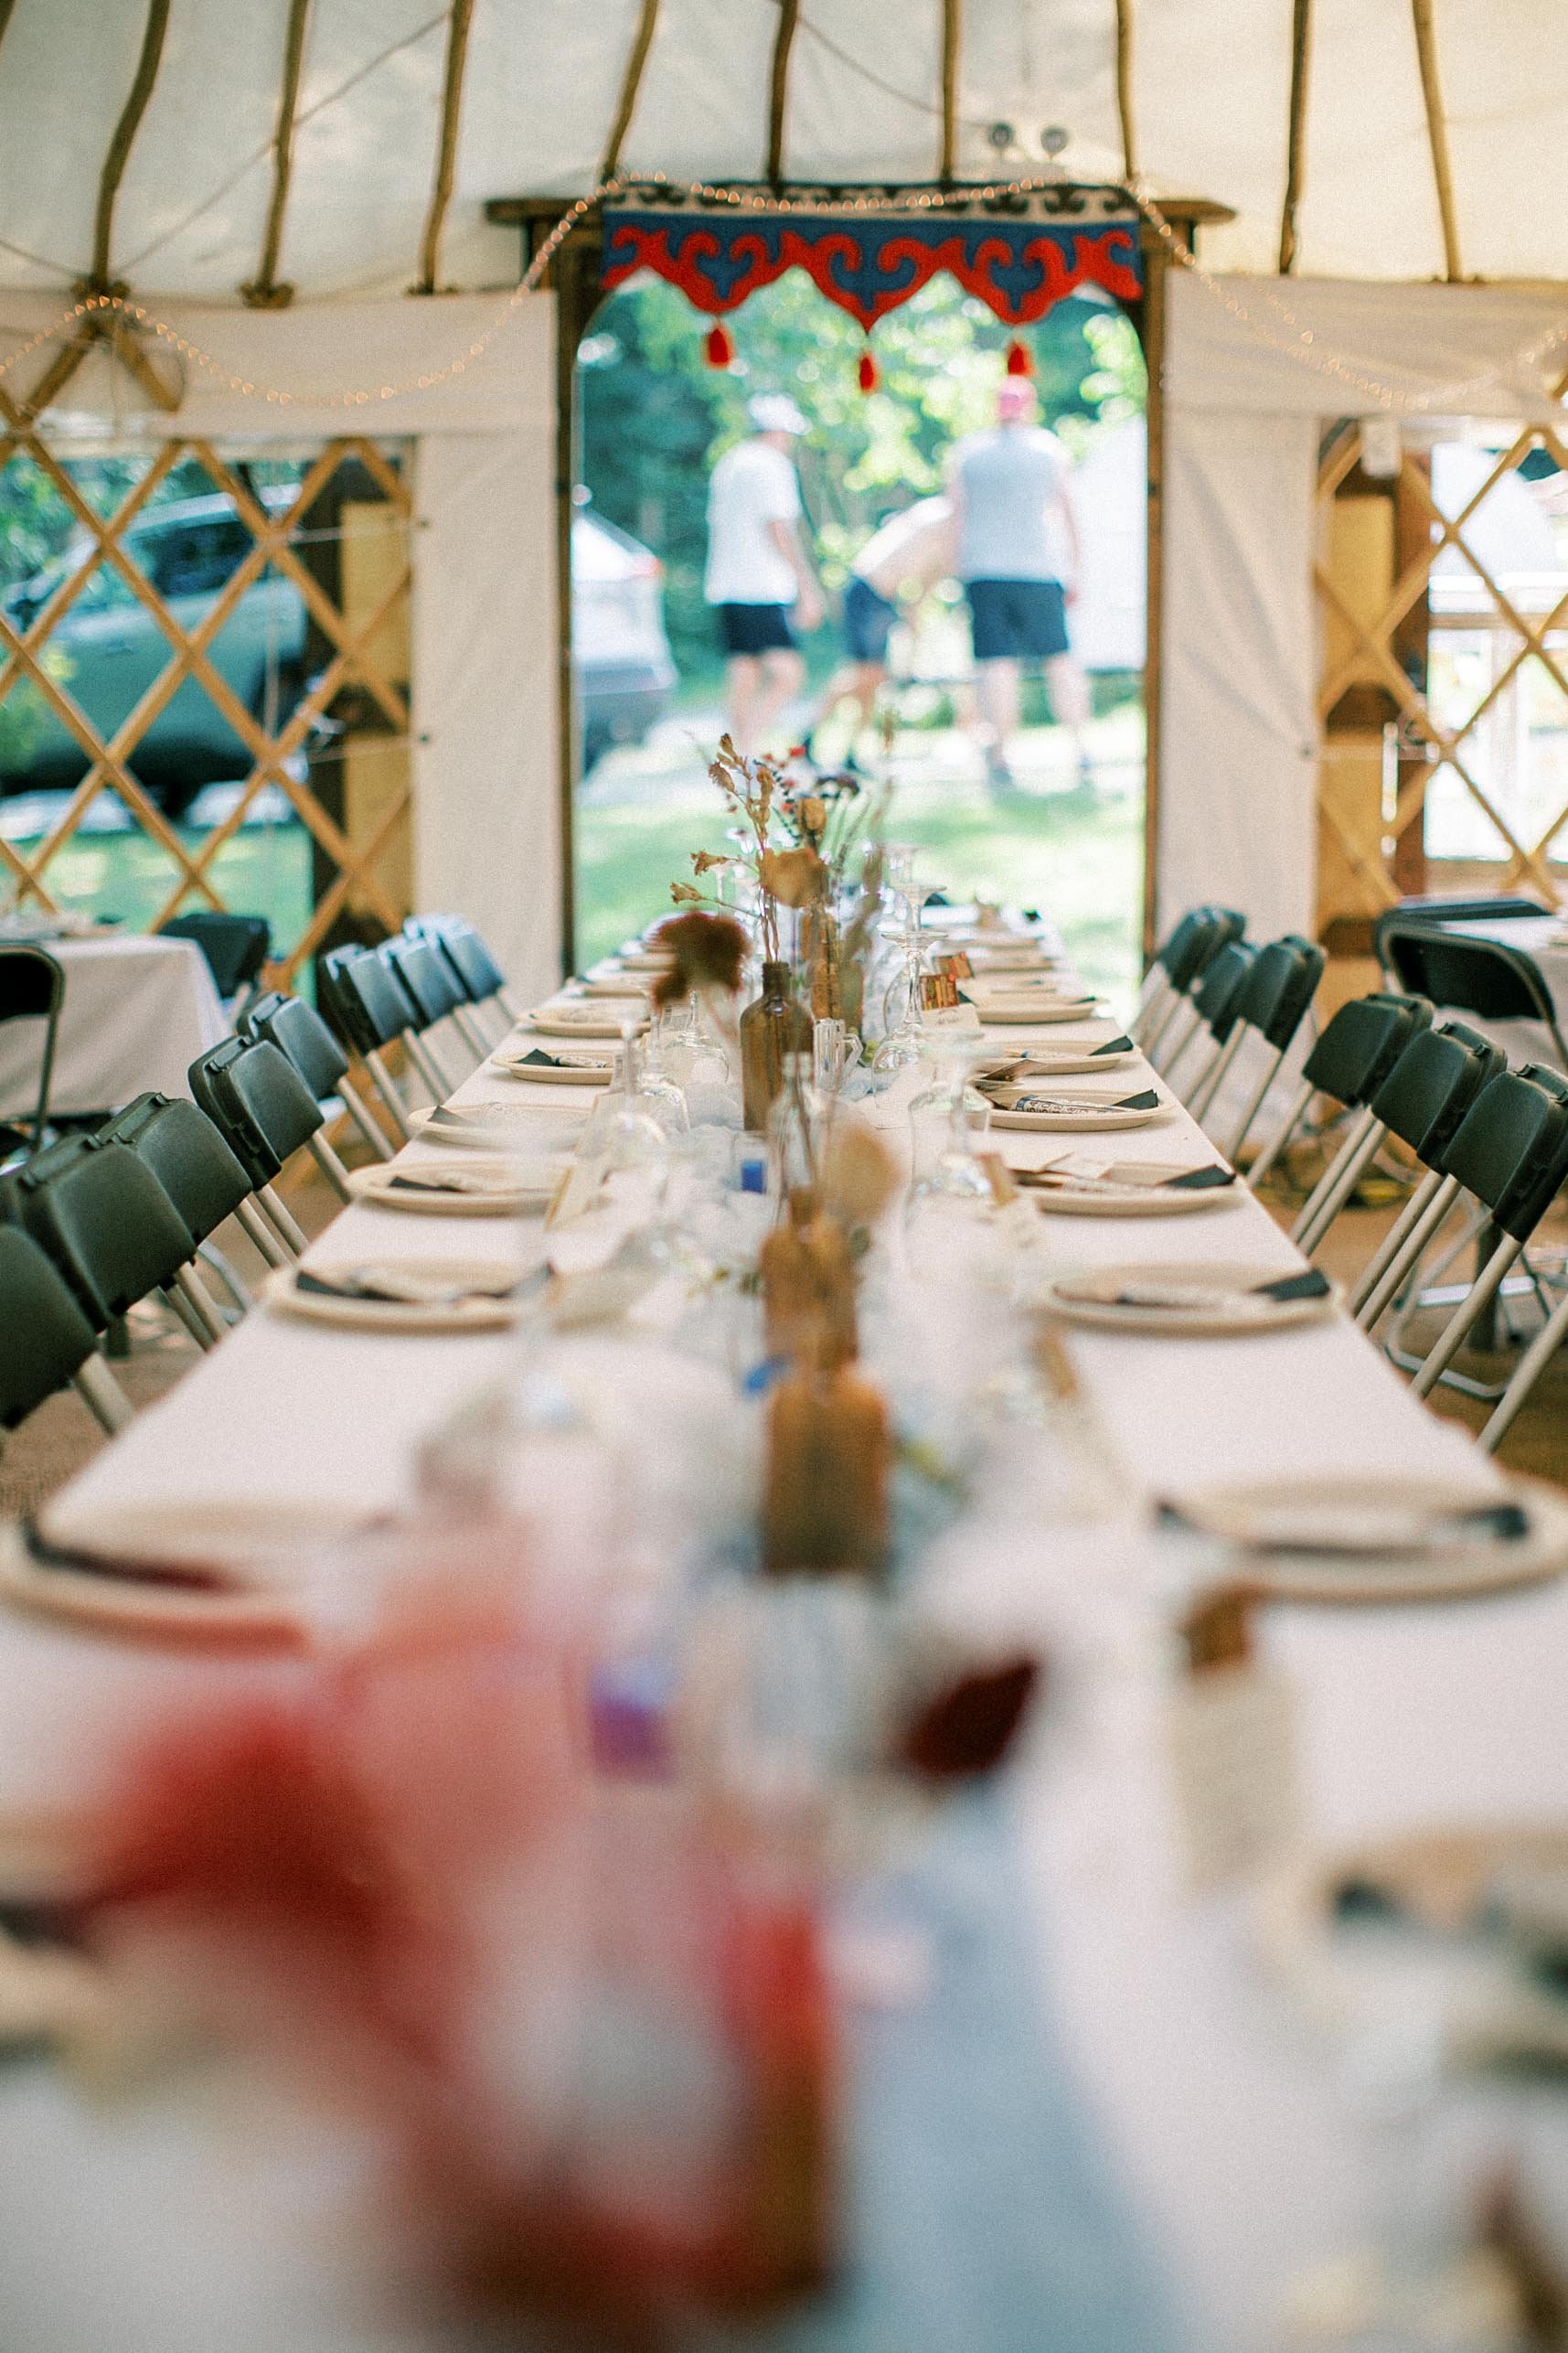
[576,715,1146,1009]
[6,813,313,953]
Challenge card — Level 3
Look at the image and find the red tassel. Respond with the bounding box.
[858,348,878,394]
[705,322,735,369]
[1005,337,1033,378]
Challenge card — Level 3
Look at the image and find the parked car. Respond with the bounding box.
[572,505,676,766]
[0,490,674,815]
[0,487,307,816]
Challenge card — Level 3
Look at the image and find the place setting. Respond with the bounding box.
[1043,1259,1339,1335]
[407,1100,585,1151]
[1015,1150,1241,1215]
[960,987,1109,1025]
[488,1043,619,1086]
[976,1034,1141,1083]
[261,1256,536,1332]
[345,1156,564,1216]
[513,1002,652,1041]
[986,1083,1170,1133]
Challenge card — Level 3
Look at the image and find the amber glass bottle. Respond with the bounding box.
[739,960,811,1131]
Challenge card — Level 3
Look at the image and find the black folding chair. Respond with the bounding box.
[0,943,63,1158]
[0,1134,222,1368]
[1162,940,1256,1098]
[1349,1020,1508,1332]
[162,913,272,1017]
[1137,906,1247,1064]
[1245,991,1432,1241]
[400,919,500,1057]
[318,947,426,1140]
[1376,918,1568,1072]
[1187,935,1327,1161]
[377,937,475,1096]
[406,914,517,1040]
[100,1092,261,1328]
[0,1224,130,1436]
[244,989,396,1167]
[188,1038,320,1261]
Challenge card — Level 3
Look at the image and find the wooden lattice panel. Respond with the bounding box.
[1314,412,1568,924]
[0,409,412,984]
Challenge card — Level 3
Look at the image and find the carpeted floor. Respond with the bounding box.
[5,1147,1567,1516]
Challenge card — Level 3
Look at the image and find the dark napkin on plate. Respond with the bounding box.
[1253,1268,1331,1301]
[517,1047,571,1068]
[1162,1165,1236,1190]
[1014,1087,1162,1114]
[1091,1034,1136,1055]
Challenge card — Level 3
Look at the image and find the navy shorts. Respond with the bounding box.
[715,602,796,657]
[965,577,1070,662]
[841,573,897,664]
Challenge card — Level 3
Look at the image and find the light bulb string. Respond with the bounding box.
[0,169,1562,418]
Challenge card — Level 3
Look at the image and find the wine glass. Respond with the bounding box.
[576,1019,671,1220]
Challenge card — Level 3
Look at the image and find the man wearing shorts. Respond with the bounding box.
[704,393,824,754]
[948,379,1091,795]
[802,495,955,770]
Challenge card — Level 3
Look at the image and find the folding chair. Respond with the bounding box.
[1349,1021,1509,1331]
[1377,918,1568,1073]
[0,1224,131,1437]
[100,1092,261,1329]
[240,992,389,1199]
[162,912,272,1020]
[0,1135,224,1364]
[188,1038,322,1260]
[1403,1064,1568,1401]
[0,943,63,1158]
[378,936,477,1095]
[401,919,504,1056]
[1187,936,1326,1162]
[1245,990,1431,1240]
[318,947,424,1141]
[409,914,518,1032]
[1161,940,1256,1099]
[1137,906,1247,1064]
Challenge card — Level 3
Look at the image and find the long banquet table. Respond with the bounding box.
[5,947,1568,2349]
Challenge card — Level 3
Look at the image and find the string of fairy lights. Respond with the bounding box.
[2,168,1566,421]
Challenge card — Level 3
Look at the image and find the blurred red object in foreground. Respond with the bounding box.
[81,1588,837,2338]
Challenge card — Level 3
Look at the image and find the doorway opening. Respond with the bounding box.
[570,267,1147,998]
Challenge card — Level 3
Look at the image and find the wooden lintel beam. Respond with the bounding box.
[1411,0,1463,282]
[415,0,476,294]
[92,0,171,289]
[766,0,800,187]
[1278,0,1312,273]
[243,0,311,307]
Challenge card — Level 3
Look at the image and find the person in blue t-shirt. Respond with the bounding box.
[947,378,1091,797]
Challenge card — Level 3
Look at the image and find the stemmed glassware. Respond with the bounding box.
[576,1018,673,1219]
[870,841,928,1073]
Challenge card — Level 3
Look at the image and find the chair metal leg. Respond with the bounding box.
[365,1050,413,1142]
[1357,1173,1462,1332]
[236,1196,291,1269]
[402,1027,459,1104]
[175,1262,230,1344]
[1244,1079,1314,1193]
[1410,1235,1525,1399]
[1188,1028,1245,1123]
[306,1131,354,1204]
[1129,970,1174,1047]
[1147,998,1200,1075]
[1223,1043,1287,1167]
[1349,1165,1446,1317]
[259,1182,309,1257]
[339,1078,397,1161]
[450,1004,493,1064]
[197,1239,251,1315]
[160,1282,216,1352]
[1295,1111,1387,1257]
[73,1353,133,1433]
[1480,1284,1568,1451]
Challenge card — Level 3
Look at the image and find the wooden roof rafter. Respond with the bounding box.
[241,0,312,308]
[1277,0,1312,273]
[600,0,660,184]
[766,0,801,186]
[1411,0,1463,283]
[1113,0,1136,183]
[415,0,476,294]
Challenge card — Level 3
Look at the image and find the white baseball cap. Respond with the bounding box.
[748,392,808,436]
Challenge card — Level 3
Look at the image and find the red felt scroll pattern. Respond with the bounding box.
[603,220,1142,331]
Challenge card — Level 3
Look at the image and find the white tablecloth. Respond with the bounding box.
[0,933,229,1120]
[3,969,1566,2350]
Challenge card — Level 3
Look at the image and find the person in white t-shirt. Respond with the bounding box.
[704,392,823,754]
[801,494,955,771]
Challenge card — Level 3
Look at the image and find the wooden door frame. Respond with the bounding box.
[487,186,1231,979]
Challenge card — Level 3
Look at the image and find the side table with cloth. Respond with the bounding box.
[0,934,227,1121]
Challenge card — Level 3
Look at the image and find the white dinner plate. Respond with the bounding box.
[970,998,1105,1025]
[1164,1471,1568,1604]
[981,1049,1140,1087]
[0,1500,366,1648]
[574,977,654,1000]
[409,1104,583,1151]
[1028,1176,1241,1216]
[262,1257,527,1333]
[490,1048,616,1086]
[988,1090,1168,1132]
[346,1158,560,1215]
[1045,1259,1339,1336]
[517,1010,648,1041]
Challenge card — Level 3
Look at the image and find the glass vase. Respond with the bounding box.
[740,960,812,1133]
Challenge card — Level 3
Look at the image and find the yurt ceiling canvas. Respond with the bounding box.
[0,0,1564,304]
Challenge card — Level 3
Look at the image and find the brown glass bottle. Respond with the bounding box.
[739,959,811,1131]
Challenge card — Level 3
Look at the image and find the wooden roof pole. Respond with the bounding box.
[766,0,800,185]
[0,4,17,55]
[92,0,171,289]
[416,0,475,294]
[1114,0,1136,183]
[1411,0,1463,282]
[242,0,312,306]
[1277,0,1312,273]
[600,0,660,184]
[940,0,962,183]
